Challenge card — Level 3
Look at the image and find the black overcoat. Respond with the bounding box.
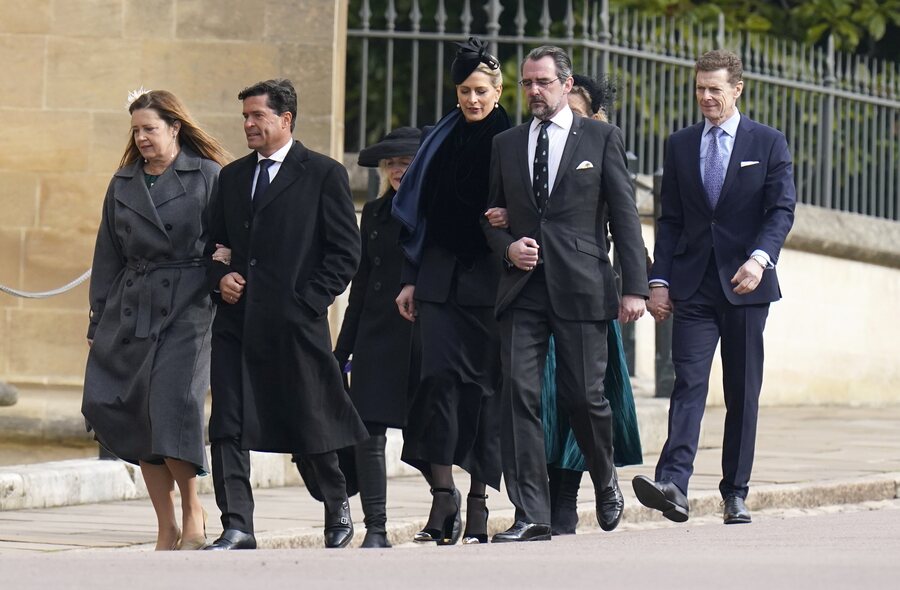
[334,191,420,427]
[207,141,367,454]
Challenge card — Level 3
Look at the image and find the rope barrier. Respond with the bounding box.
[0,269,92,299]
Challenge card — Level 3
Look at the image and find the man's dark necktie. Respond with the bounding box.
[704,126,724,209]
[533,120,552,213]
[252,158,275,212]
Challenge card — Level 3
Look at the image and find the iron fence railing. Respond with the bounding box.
[346,0,900,221]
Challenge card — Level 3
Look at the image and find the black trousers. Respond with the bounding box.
[209,323,347,533]
[655,259,769,499]
[498,275,614,524]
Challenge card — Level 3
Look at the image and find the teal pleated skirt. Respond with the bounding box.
[541,320,643,470]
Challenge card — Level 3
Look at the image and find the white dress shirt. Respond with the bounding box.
[528,105,574,196]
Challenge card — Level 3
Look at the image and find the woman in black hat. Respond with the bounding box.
[331,127,422,548]
[392,37,510,545]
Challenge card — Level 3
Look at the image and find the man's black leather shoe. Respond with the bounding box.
[204,528,257,550]
[324,499,354,548]
[491,520,551,542]
[631,475,690,523]
[596,477,624,532]
[723,495,752,524]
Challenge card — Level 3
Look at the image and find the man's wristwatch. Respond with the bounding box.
[750,254,768,270]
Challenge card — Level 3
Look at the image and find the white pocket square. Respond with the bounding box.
[740,160,760,168]
[576,160,594,170]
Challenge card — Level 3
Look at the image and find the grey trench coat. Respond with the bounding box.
[83,148,220,470]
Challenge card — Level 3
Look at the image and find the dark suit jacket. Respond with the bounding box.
[651,116,796,305]
[206,140,366,453]
[483,116,649,320]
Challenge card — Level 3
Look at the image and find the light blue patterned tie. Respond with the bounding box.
[704,126,724,209]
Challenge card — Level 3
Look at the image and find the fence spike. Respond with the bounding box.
[461,0,472,35]
[540,0,552,38]
[515,0,527,38]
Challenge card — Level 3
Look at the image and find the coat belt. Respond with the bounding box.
[126,257,206,338]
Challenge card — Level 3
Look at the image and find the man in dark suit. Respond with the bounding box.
[205,79,367,550]
[633,50,795,525]
[482,46,649,542]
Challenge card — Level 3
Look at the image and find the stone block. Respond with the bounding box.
[140,40,280,114]
[193,114,251,161]
[294,115,335,159]
[0,35,44,107]
[5,309,88,381]
[176,0,264,41]
[0,0,51,34]
[49,0,122,37]
[38,173,108,232]
[278,43,337,120]
[90,113,131,174]
[0,172,38,228]
[0,111,91,172]
[124,0,175,39]
[20,227,95,311]
[265,0,337,44]
[0,229,24,308]
[46,37,143,111]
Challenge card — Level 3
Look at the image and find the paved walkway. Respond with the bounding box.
[1,404,899,553]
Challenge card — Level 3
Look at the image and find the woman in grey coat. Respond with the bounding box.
[83,90,230,551]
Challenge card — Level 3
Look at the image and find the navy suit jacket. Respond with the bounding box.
[651,116,796,305]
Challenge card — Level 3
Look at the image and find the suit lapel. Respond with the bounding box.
[512,123,536,210]
[717,117,755,208]
[684,123,707,211]
[253,141,306,215]
[114,163,167,234]
[550,116,584,195]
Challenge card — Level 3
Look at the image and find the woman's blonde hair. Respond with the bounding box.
[119,90,231,169]
[472,61,503,89]
[377,159,392,196]
[570,85,608,122]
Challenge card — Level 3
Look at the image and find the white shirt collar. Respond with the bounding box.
[257,138,294,163]
[703,109,741,138]
[530,104,574,134]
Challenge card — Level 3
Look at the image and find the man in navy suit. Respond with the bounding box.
[632,50,795,525]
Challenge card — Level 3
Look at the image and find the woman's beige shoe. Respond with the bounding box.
[178,507,208,550]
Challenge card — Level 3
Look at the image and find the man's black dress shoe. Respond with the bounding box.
[491,520,551,543]
[631,475,690,523]
[323,499,354,548]
[204,528,257,550]
[596,477,624,532]
[723,495,752,524]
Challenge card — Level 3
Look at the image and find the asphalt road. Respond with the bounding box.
[3,500,898,590]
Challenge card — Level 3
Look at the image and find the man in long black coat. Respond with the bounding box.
[205,79,367,550]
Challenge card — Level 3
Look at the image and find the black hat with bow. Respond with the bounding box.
[450,36,500,85]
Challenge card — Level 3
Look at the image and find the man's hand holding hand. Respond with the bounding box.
[648,286,673,322]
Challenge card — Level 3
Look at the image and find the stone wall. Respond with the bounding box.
[0,0,348,384]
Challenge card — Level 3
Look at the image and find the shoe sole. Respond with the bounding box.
[491,533,552,543]
[724,516,752,525]
[632,478,689,523]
